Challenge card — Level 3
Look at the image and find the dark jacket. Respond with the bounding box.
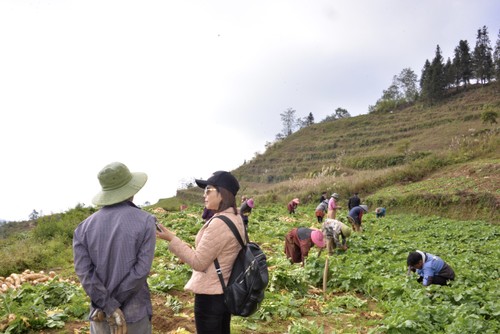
[348,194,360,210]
[240,201,252,224]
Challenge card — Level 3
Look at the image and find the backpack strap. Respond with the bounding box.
[213,215,247,290]
[217,215,248,247]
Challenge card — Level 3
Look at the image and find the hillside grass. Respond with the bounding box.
[168,82,500,223]
[0,81,498,333]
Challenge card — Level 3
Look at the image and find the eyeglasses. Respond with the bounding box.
[204,187,217,196]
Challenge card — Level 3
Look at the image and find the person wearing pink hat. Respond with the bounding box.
[239,197,254,228]
[284,227,325,266]
[287,198,300,214]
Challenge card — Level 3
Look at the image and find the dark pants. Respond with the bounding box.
[433,263,455,285]
[194,294,231,334]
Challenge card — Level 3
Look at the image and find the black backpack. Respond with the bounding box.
[213,215,269,317]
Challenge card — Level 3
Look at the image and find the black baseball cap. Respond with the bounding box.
[195,171,240,196]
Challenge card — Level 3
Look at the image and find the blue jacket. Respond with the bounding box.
[416,252,445,286]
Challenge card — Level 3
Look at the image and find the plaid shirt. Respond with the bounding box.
[73,201,156,322]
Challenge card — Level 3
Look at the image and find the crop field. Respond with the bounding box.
[1,205,499,333]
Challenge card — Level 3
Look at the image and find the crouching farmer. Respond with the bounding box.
[375,207,386,218]
[407,250,455,286]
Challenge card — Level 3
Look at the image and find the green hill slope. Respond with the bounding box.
[165,83,500,222]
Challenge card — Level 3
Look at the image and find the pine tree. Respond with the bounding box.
[473,26,494,84]
[306,112,314,125]
[452,40,472,88]
[420,59,430,91]
[493,29,500,81]
[443,57,455,89]
[422,45,446,103]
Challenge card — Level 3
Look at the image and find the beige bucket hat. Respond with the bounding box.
[92,162,147,206]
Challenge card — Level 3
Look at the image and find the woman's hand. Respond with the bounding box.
[156,223,176,242]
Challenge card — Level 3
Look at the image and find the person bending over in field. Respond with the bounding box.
[287,198,300,214]
[347,204,368,232]
[284,227,325,266]
[407,250,455,286]
[375,207,386,218]
[315,199,328,223]
[322,219,352,255]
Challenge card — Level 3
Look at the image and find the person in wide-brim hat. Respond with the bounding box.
[348,204,369,232]
[285,227,325,266]
[73,162,156,333]
[322,219,351,254]
[92,162,148,206]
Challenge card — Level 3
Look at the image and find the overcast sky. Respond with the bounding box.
[1,1,499,222]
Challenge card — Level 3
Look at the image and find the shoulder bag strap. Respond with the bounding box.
[213,215,246,290]
[217,215,247,247]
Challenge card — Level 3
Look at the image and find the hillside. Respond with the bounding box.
[171,83,499,223]
[0,83,498,334]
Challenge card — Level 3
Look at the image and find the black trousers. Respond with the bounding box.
[194,294,231,334]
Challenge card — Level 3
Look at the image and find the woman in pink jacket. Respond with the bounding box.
[156,171,245,334]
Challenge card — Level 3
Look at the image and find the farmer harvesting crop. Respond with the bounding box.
[315,199,328,223]
[287,198,300,214]
[348,204,368,232]
[240,197,254,228]
[284,227,325,266]
[407,250,456,286]
[73,162,156,334]
[322,219,352,255]
[327,193,341,219]
[375,207,386,218]
[156,171,245,333]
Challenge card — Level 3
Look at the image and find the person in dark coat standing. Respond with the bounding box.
[240,198,254,228]
[348,193,361,210]
[284,227,325,266]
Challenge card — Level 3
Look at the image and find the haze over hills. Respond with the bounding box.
[171,82,499,223]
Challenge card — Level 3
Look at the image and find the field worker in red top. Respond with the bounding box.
[284,227,325,266]
[287,198,300,214]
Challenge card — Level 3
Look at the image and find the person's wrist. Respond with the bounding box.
[166,231,175,242]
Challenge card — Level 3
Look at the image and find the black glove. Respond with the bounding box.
[417,276,423,283]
